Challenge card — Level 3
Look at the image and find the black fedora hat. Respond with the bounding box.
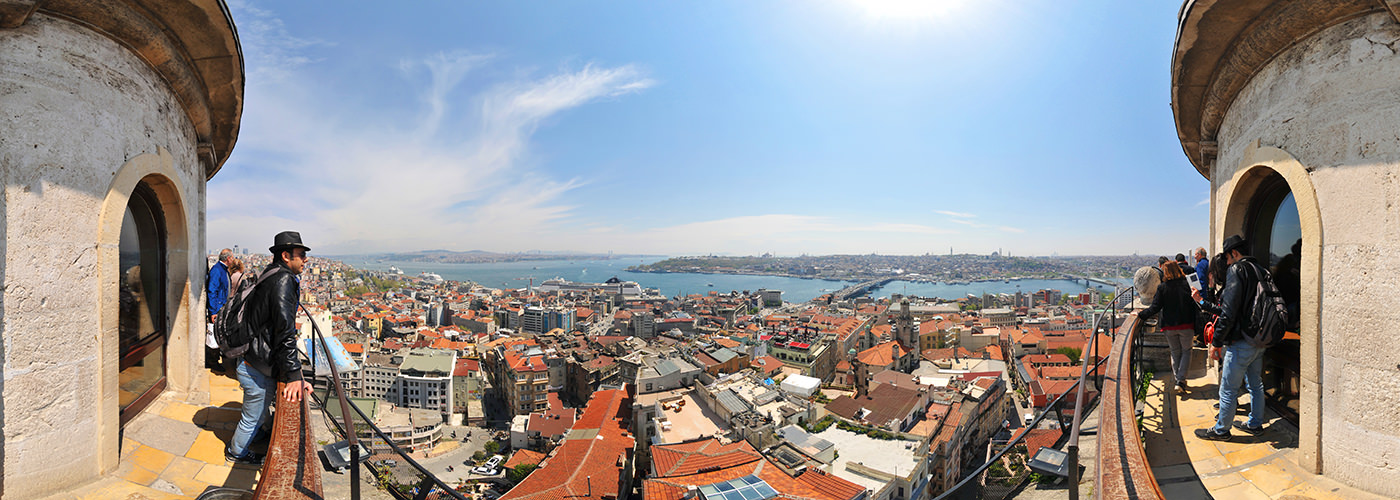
[1222,234,1249,255]
[269,231,311,254]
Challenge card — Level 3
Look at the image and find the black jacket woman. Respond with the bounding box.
[1140,260,1200,390]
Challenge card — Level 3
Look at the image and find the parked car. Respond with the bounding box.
[472,454,505,475]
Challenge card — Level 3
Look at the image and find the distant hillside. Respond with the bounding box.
[353,250,649,264]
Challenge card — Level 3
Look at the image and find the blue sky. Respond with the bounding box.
[209,0,1205,257]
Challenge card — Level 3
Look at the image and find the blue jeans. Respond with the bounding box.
[1212,341,1266,433]
[228,361,275,458]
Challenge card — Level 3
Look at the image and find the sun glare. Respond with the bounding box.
[848,0,971,22]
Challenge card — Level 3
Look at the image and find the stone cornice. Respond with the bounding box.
[5,0,243,179]
[1172,0,1386,178]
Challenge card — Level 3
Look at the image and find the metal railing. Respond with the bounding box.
[933,286,1136,500]
[293,305,471,500]
[1092,311,1165,499]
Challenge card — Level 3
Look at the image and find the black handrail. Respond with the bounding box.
[299,305,470,500]
[932,286,1134,500]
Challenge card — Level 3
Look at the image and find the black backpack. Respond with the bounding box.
[1241,261,1289,348]
[212,266,285,358]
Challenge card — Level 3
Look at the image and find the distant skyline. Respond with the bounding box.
[209,1,1206,257]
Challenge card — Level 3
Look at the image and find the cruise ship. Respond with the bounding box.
[418,272,444,284]
[536,276,644,295]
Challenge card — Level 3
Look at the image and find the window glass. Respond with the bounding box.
[118,184,167,424]
[1245,174,1301,425]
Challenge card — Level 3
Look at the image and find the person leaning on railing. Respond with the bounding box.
[225,231,315,465]
[1137,259,1200,391]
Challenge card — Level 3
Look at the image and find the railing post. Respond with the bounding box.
[302,304,361,500]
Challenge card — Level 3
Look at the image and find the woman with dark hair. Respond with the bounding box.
[1140,260,1200,391]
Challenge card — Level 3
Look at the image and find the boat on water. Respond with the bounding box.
[388,266,403,275]
[707,283,714,287]
[419,272,444,284]
[536,276,645,295]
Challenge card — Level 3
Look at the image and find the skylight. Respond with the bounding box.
[697,475,779,500]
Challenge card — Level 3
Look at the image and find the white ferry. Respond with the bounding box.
[536,276,644,295]
[419,272,444,284]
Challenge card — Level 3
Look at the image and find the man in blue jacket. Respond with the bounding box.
[206,248,232,371]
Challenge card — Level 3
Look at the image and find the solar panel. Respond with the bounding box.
[699,476,779,500]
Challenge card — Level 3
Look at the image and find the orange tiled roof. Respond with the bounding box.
[713,337,741,349]
[644,451,863,500]
[855,340,906,367]
[501,389,632,500]
[504,449,547,470]
[651,438,761,477]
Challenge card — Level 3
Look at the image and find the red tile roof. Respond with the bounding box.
[855,340,906,367]
[651,438,761,477]
[504,449,547,470]
[501,389,633,500]
[644,445,864,500]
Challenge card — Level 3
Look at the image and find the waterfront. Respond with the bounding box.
[353,258,1128,303]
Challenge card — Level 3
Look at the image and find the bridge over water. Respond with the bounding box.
[830,277,896,301]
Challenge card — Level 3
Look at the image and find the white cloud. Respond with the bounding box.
[208,5,654,254]
[1195,197,1210,207]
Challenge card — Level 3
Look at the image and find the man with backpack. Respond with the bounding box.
[1192,235,1288,441]
[225,232,314,465]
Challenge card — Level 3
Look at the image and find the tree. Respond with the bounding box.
[506,464,537,484]
[484,440,501,454]
[1053,347,1083,365]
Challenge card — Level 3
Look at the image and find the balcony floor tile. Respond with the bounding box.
[1223,443,1276,467]
[1238,459,1302,496]
[186,430,230,464]
[127,414,201,456]
[129,444,177,475]
[39,370,264,500]
[113,455,161,486]
[1144,344,1391,500]
[1210,480,1273,500]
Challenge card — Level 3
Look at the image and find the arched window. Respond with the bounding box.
[1245,172,1301,424]
[118,183,167,425]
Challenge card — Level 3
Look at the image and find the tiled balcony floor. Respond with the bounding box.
[1142,346,1390,500]
[39,371,262,500]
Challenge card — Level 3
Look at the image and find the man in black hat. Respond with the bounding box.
[1192,234,1267,441]
[226,231,314,464]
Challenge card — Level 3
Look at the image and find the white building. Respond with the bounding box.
[395,348,456,417]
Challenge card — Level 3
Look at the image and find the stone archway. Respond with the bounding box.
[96,148,199,473]
[1216,142,1323,473]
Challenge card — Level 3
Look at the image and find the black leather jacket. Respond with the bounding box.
[1139,277,1198,328]
[244,261,304,383]
[1208,257,1260,348]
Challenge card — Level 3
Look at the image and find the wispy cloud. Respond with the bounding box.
[935,210,975,218]
[1195,197,1210,207]
[209,4,654,254]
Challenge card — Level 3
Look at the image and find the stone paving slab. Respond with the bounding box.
[1145,346,1391,500]
[126,414,202,456]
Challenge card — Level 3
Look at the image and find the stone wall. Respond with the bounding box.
[1214,11,1400,497]
[0,13,206,498]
